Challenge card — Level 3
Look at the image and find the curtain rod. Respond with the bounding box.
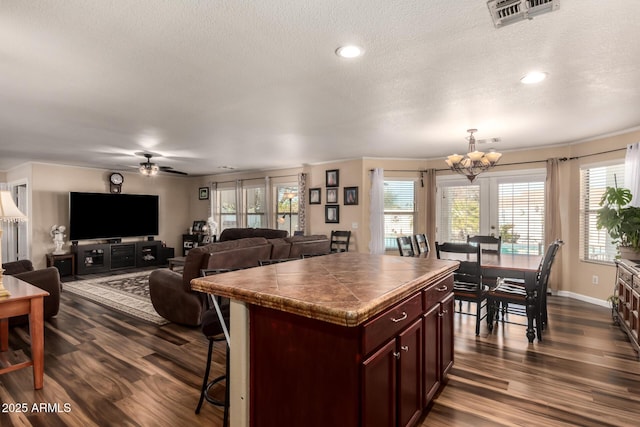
[211,173,299,185]
[371,147,628,173]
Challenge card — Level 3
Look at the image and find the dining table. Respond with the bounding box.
[434,251,543,342]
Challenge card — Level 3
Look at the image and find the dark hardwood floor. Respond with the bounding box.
[2,288,639,426]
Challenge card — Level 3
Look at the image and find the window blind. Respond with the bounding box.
[580,163,625,262]
[245,186,266,228]
[218,188,237,232]
[498,181,545,255]
[437,185,480,243]
[384,180,416,250]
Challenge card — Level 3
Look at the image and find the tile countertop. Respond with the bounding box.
[190,252,459,327]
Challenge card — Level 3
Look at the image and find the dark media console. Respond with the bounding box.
[73,240,173,275]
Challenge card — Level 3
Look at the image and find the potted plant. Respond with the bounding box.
[596,186,640,260]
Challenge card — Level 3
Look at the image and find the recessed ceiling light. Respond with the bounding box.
[335,45,363,59]
[520,71,548,84]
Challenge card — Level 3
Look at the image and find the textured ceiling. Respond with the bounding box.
[1,1,639,176]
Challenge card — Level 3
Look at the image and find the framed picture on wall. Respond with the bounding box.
[326,169,339,187]
[309,188,321,204]
[325,205,339,223]
[199,187,209,200]
[326,187,338,204]
[344,187,358,205]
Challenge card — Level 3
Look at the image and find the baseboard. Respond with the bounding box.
[554,290,609,308]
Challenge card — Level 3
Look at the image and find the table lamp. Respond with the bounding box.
[0,190,28,296]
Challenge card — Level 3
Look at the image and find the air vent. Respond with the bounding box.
[487,0,560,28]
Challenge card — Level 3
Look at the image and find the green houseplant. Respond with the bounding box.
[596,186,640,259]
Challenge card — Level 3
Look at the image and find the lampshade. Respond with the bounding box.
[0,190,27,222]
[139,162,159,176]
[0,190,27,295]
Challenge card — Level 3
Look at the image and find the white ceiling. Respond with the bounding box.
[1,1,639,176]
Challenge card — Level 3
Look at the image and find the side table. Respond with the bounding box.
[46,253,75,277]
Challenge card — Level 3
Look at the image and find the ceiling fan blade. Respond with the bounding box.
[159,166,188,175]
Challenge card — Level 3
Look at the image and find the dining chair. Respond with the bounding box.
[467,235,502,254]
[396,236,415,257]
[435,242,486,336]
[486,240,562,340]
[330,230,351,253]
[413,234,430,256]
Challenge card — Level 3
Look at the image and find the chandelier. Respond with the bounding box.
[445,129,502,183]
[139,154,159,176]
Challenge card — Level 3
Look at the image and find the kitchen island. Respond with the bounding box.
[191,252,458,427]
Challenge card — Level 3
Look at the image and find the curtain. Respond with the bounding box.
[424,169,437,259]
[235,180,244,228]
[545,158,562,291]
[298,173,307,233]
[208,182,218,237]
[264,176,272,229]
[625,142,640,207]
[369,168,385,254]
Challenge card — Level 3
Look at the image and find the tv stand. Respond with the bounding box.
[73,240,169,275]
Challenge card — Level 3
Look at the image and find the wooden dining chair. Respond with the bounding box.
[486,240,562,340]
[467,235,502,254]
[413,234,430,256]
[330,230,351,253]
[435,242,486,336]
[396,236,415,257]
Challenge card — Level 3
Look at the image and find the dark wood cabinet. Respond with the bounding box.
[73,240,172,274]
[423,284,454,406]
[250,274,454,427]
[616,260,640,358]
[363,339,397,427]
[46,253,76,277]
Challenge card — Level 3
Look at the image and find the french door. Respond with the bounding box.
[436,169,545,255]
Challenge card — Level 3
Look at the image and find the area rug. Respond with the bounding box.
[63,271,169,325]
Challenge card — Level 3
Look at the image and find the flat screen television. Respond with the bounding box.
[69,192,159,241]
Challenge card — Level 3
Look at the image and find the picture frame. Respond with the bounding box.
[326,169,339,187]
[199,187,209,200]
[202,235,212,244]
[326,187,338,204]
[309,188,321,204]
[344,186,358,205]
[192,220,206,233]
[325,205,339,223]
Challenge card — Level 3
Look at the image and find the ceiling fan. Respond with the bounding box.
[138,153,188,176]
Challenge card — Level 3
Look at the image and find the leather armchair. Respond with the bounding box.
[149,237,272,326]
[2,260,61,324]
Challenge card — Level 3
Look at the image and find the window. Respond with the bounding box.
[437,184,480,243]
[276,185,298,234]
[217,188,237,233]
[384,180,416,250]
[437,171,545,255]
[245,185,266,228]
[580,163,625,263]
[498,180,545,255]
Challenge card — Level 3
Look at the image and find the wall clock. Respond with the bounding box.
[109,172,124,193]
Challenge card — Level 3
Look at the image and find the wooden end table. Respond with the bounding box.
[0,275,49,389]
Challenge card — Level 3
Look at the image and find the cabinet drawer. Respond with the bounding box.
[423,275,454,309]
[362,292,422,356]
[618,267,633,285]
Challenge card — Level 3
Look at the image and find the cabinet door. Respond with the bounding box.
[440,294,455,378]
[398,318,423,427]
[362,339,397,427]
[423,303,440,405]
